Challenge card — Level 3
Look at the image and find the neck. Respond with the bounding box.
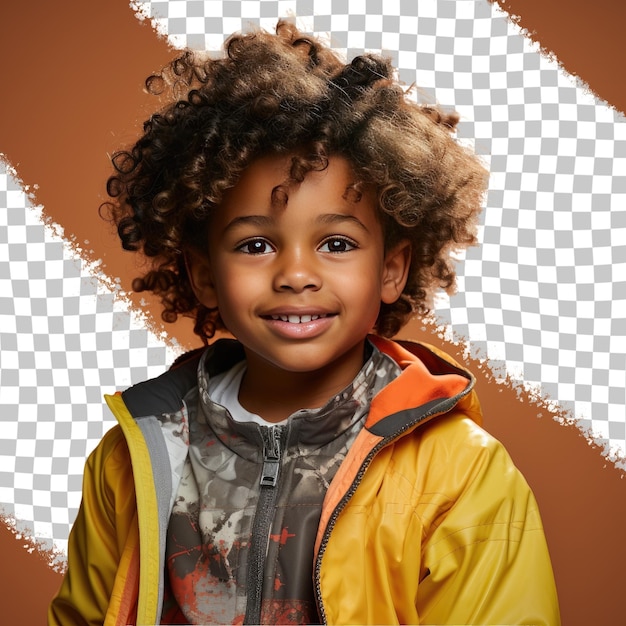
[238,344,368,423]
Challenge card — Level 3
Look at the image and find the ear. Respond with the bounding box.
[185,247,218,309]
[380,240,411,304]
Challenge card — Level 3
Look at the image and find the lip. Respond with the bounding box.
[260,309,337,339]
[262,306,334,316]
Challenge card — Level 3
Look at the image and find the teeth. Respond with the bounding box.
[270,314,326,323]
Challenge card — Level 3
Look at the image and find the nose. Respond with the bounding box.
[272,247,321,293]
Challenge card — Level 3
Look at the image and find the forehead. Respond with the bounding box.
[217,153,376,220]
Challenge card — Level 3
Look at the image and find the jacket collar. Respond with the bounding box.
[365,335,480,437]
[194,338,401,453]
[120,335,479,441]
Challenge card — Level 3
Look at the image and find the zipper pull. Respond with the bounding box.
[260,426,283,487]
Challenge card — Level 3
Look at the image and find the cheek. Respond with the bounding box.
[340,273,385,315]
[212,264,261,312]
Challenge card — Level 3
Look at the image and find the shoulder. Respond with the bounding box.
[84,425,134,508]
[420,411,501,459]
[418,410,512,463]
[86,424,129,469]
[397,411,532,509]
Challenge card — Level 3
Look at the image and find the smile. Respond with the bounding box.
[261,312,336,339]
[269,314,329,323]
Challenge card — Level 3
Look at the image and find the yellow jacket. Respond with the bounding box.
[49,337,560,625]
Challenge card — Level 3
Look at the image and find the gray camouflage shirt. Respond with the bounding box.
[160,341,401,625]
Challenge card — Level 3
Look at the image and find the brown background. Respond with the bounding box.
[1,1,624,623]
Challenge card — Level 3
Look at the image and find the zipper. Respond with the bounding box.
[312,440,384,624]
[244,424,286,625]
[312,395,466,623]
[260,424,282,486]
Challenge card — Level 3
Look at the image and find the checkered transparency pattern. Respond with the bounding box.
[0,161,181,555]
[131,0,626,462]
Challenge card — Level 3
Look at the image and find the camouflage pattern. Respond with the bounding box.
[159,342,400,624]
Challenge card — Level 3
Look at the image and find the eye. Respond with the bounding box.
[237,238,274,255]
[318,237,357,253]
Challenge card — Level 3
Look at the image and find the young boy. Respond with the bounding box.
[49,21,560,625]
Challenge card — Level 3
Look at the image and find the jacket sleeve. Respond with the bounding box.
[48,426,139,626]
[416,415,561,626]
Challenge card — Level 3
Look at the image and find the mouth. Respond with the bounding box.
[260,311,337,338]
[266,313,331,324]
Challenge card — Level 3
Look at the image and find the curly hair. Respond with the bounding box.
[102,19,488,342]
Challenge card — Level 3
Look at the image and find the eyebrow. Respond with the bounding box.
[223,212,370,234]
[316,213,371,233]
[223,215,274,233]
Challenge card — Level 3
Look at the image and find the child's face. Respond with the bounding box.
[188,153,410,382]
